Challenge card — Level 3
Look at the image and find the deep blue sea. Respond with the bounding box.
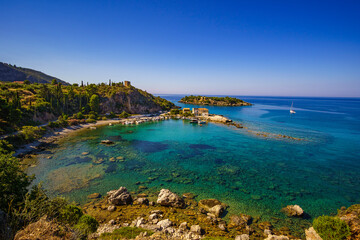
[28,95,360,229]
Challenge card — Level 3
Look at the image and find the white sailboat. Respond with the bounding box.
[290,102,296,114]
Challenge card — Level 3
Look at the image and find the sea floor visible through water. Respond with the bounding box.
[28,96,360,231]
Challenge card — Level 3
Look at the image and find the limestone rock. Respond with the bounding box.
[157,189,185,208]
[305,227,323,240]
[179,222,188,231]
[337,204,360,240]
[14,216,75,240]
[209,204,225,218]
[107,186,133,205]
[107,205,116,212]
[282,205,304,217]
[190,225,202,235]
[136,197,149,205]
[235,234,250,240]
[229,214,252,228]
[157,219,173,230]
[264,234,289,240]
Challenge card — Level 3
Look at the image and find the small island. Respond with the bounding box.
[179,95,252,106]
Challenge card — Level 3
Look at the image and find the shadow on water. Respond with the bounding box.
[189,144,216,150]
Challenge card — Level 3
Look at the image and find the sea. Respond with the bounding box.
[27,95,360,230]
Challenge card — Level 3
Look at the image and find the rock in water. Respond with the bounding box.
[88,193,101,199]
[157,189,185,208]
[282,205,304,217]
[305,227,323,240]
[198,199,227,217]
[107,186,133,205]
[101,140,114,144]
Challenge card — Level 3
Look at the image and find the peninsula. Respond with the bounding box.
[179,95,252,106]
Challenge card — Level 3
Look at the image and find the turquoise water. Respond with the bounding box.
[28,96,360,227]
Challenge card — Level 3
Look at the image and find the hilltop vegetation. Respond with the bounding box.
[0,80,174,135]
[0,62,68,85]
[179,95,252,106]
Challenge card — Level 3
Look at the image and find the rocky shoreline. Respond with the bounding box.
[83,187,309,240]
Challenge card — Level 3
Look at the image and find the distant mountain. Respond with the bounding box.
[0,62,69,85]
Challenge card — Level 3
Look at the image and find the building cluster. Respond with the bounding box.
[182,107,209,117]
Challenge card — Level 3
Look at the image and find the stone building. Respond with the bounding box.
[124,81,131,87]
[192,108,209,117]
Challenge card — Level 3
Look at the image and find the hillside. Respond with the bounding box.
[0,81,175,134]
[0,62,68,85]
[179,95,252,106]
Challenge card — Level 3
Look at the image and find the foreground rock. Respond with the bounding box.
[282,205,304,217]
[14,216,75,240]
[228,214,252,228]
[107,186,133,205]
[198,199,227,217]
[264,234,289,240]
[157,189,185,208]
[337,204,360,240]
[305,227,323,240]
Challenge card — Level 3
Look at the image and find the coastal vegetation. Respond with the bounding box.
[312,216,350,240]
[179,95,252,106]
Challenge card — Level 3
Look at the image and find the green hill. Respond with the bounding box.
[0,62,68,85]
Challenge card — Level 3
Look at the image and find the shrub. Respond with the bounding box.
[102,116,107,120]
[108,111,116,119]
[0,140,14,154]
[0,153,33,211]
[59,205,83,225]
[88,113,97,120]
[313,216,350,240]
[20,126,46,142]
[77,112,84,119]
[119,111,130,118]
[170,109,180,115]
[48,121,61,129]
[85,119,96,123]
[74,215,98,235]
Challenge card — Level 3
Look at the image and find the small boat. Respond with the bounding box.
[190,119,198,123]
[290,102,296,114]
[198,120,206,124]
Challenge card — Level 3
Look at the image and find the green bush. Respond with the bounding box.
[100,227,153,239]
[85,119,96,123]
[119,111,130,118]
[0,140,14,154]
[170,109,180,115]
[77,112,84,119]
[0,153,33,211]
[59,205,83,225]
[313,216,350,240]
[20,126,46,142]
[74,215,99,235]
[48,121,61,129]
[88,113,97,120]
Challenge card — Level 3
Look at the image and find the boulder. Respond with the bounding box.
[136,197,149,205]
[337,204,360,240]
[107,187,133,205]
[14,216,75,240]
[235,234,250,240]
[157,189,185,208]
[198,199,226,217]
[179,222,188,231]
[157,219,173,230]
[305,227,323,240]
[190,225,202,235]
[282,205,304,217]
[107,205,116,212]
[229,214,252,228]
[264,235,289,240]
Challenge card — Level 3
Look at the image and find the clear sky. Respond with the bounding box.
[0,0,359,97]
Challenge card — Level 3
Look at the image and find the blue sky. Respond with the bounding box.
[0,0,359,97]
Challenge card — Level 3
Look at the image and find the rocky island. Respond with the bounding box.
[179,95,252,106]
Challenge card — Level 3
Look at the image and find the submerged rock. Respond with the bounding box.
[198,199,226,217]
[107,187,133,205]
[157,189,185,208]
[101,140,114,144]
[88,193,101,199]
[136,197,149,205]
[282,205,304,217]
[228,214,252,228]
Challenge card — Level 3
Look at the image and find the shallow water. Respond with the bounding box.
[28,95,360,228]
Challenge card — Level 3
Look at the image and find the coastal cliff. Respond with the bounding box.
[179,95,252,106]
